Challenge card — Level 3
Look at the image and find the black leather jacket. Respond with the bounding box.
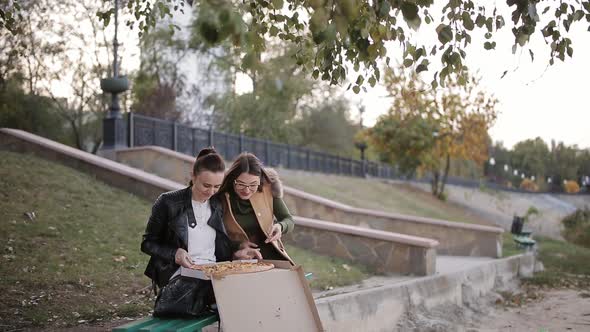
[141,187,233,288]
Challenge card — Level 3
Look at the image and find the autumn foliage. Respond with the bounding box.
[519,179,539,192]
[563,180,581,194]
[370,67,497,199]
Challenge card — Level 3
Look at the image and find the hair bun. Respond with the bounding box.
[197,147,218,159]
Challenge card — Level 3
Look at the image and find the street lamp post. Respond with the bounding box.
[354,105,368,176]
[101,0,129,151]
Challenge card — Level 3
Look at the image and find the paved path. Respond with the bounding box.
[469,289,590,331]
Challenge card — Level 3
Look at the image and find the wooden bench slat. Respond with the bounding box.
[139,319,187,332]
[112,317,161,331]
[174,314,219,332]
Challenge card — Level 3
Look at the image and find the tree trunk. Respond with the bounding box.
[431,171,439,196]
[439,154,451,199]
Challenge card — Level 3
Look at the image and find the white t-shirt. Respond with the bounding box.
[187,199,216,264]
[171,199,216,279]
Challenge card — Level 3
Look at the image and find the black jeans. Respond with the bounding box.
[153,276,215,318]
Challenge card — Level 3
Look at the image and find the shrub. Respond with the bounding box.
[562,208,590,248]
[563,180,580,193]
[519,179,539,192]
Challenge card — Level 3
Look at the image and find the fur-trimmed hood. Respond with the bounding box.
[263,168,283,198]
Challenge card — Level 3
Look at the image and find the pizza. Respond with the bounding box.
[189,261,275,278]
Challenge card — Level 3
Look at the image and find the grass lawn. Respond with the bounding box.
[279,170,491,225]
[0,151,368,330]
[524,237,590,288]
[502,232,525,257]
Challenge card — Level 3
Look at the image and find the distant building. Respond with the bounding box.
[140,5,230,128]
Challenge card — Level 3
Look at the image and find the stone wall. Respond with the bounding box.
[282,187,504,258]
[288,217,437,275]
[116,146,193,186]
[315,254,536,332]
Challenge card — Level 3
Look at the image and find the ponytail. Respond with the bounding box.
[189,147,225,186]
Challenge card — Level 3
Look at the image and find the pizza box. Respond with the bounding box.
[212,260,323,332]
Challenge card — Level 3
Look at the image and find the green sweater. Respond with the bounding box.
[230,193,294,260]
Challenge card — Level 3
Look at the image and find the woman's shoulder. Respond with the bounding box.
[156,187,191,206]
[263,168,283,198]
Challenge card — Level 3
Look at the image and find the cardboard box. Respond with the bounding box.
[183,260,323,332]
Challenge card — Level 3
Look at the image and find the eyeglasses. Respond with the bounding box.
[234,180,260,191]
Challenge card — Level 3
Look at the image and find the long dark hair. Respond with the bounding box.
[218,152,269,195]
[189,147,225,186]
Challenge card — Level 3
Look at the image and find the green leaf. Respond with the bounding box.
[269,26,279,36]
[484,41,494,50]
[403,58,414,67]
[368,76,377,87]
[413,48,424,61]
[353,85,361,94]
[529,49,534,62]
[436,24,453,44]
[271,0,284,9]
[475,14,485,28]
[401,2,419,21]
[416,64,428,73]
[356,75,364,85]
[485,17,493,32]
[462,12,474,31]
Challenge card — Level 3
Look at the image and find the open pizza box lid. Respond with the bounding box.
[185,260,324,332]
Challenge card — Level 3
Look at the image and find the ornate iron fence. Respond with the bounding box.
[127,112,399,179]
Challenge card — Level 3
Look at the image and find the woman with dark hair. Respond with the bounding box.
[141,147,257,317]
[217,152,295,263]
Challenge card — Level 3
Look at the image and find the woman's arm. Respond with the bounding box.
[140,195,177,263]
[272,197,294,234]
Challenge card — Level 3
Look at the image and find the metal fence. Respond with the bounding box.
[120,112,589,194]
[128,113,399,179]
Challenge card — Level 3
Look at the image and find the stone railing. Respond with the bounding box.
[282,187,504,258]
[114,145,503,258]
[288,217,438,275]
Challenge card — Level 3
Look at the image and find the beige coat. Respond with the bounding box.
[222,169,294,264]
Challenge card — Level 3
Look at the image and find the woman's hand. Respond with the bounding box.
[174,248,193,268]
[234,246,262,260]
[265,224,282,243]
[239,241,259,250]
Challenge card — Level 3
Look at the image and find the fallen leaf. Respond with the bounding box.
[113,256,127,262]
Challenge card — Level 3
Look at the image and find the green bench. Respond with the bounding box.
[513,235,536,251]
[112,312,219,332]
